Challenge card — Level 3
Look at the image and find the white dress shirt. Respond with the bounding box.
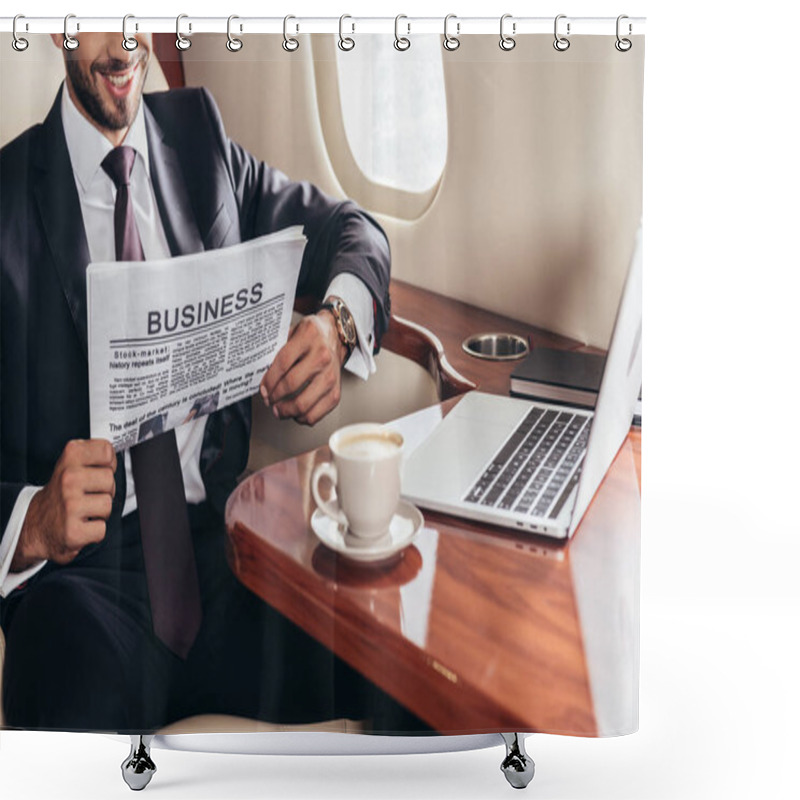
[0,83,376,597]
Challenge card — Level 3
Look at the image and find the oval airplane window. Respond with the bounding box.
[336,35,448,194]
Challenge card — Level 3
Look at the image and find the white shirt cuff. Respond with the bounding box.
[325,273,377,381]
[0,486,48,598]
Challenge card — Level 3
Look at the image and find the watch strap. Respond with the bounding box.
[320,297,356,359]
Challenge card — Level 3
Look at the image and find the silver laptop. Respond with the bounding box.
[402,227,642,540]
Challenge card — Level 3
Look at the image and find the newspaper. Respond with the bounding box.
[87,227,306,451]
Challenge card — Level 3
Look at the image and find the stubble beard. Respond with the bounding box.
[65,54,148,132]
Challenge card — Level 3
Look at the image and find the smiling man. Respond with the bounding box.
[0,33,394,732]
[64,34,148,139]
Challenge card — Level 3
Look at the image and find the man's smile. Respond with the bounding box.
[95,61,140,99]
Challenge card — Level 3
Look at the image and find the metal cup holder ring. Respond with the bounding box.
[461,332,530,361]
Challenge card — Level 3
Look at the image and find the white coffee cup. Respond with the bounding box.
[311,422,404,542]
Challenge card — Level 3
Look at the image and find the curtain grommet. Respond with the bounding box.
[63,14,79,51]
[443,14,460,51]
[338,14,355,51]
[553,14,571,52]
[615,15,632,52]
[12,14,29,52]
[176,14,192,51]
[122,14,138,52]
[226,15,243,52]
[394,15,411,51]
[499,14,516,51]
[283,15,299,52]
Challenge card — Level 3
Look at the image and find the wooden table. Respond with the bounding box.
[226,280,641,736]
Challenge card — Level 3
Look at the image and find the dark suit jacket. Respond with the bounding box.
[0,86,391,599]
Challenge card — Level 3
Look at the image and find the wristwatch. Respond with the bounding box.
[320,296,358,359]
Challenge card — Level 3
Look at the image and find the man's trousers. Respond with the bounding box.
[1,503,424,733]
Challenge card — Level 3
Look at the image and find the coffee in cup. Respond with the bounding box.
[311,423,404,543]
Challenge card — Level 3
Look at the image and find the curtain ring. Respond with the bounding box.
[283,15,299,52]
[338,14,355,51]
[499,14,515,51]
[12,14,29,52]
[226,15,242,51]
[443,14,460,51]
[553,14,570,51]
[176,14,192,51]
[63,14,79,51]
[122,14,138,51]
[615,14,632,52]
[394,15,411,51]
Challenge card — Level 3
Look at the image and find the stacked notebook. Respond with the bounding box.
[510,347,641,426]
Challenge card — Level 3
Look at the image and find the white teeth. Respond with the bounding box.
[105,71,135,87]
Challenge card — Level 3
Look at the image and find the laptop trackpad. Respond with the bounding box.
[402,392,532,504]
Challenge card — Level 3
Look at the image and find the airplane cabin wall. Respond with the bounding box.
[0,33,643,350]
[182,34,643,349]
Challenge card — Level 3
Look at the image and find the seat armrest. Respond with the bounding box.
[382,314,475,400]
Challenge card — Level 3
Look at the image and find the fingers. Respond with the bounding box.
[70,465,117,497]
[59,439,117,501]
[18,439,117,566]
[82,520,108,542]
[261,321,316,403]
[79,493,114,521]
[270,343,332,407]
[62,490,112,527]
[59,502,109,558]
[274,369,341,425]
[43,439,115,561]
[61,438,117,471]
[56,494,110,561]
[260,315,345,425]
[295,381,342,426]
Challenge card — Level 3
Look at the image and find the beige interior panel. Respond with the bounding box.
[181,35,345,200]
[182,34,643,349]
[0,33,168,149]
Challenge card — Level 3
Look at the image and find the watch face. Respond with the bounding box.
[338,303,357,345]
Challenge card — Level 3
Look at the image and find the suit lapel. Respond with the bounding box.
[31,91,215,359]
[144,104,204,258]
[32,87,92,356]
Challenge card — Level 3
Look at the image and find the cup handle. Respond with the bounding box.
[311,461,348,528]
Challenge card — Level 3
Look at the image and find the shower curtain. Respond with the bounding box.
[0,22,643,741]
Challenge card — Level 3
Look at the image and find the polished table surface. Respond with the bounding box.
[226,280,641,736]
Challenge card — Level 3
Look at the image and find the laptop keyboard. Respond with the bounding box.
[464,407,592,519]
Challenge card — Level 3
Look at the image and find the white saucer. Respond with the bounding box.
[310,500,424,565]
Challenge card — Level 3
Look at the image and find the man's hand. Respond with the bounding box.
[260,311,348,426]
[12,439,117,571]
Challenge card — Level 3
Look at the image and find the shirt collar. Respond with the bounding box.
[61,81,150,193]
